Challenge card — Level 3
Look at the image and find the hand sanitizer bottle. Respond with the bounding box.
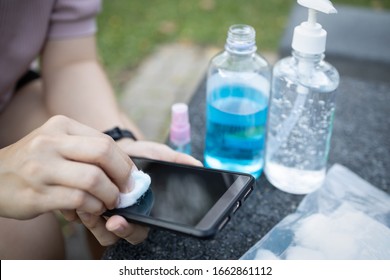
[265,0,340,194]
[169,103,191,155]
[204,24,271,179]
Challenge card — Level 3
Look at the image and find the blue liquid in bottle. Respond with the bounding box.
[204,24,271,179]
[204,84,268,178]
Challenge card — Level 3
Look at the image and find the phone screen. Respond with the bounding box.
[123,157,244,227]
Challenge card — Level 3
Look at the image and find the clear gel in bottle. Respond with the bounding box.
[265,0,340,194]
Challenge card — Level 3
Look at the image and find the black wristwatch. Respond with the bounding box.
[104,127,137,141]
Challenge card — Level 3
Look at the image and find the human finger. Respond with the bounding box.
[58,135,133,193]
[44,159,120,210]
[170,151,203,166]
[119,141,203,166]
[43,115,106,138]
[37,186,106,216]
[77,211,119,246]
[60,209,79,222]
[41,116,134,192]
[105,215,149,245]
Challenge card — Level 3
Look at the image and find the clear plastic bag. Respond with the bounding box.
[241,164,390,259]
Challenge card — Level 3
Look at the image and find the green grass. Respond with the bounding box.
[96,0,389,90]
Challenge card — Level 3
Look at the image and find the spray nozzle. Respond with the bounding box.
[292,0,337,54]
[170,103,191,145]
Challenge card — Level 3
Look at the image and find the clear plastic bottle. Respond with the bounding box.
[169,103,191,155]
[204,24,271,179]
[265,0,340,194]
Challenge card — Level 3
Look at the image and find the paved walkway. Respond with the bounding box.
[119,43,217,142]
[119,43,277,142]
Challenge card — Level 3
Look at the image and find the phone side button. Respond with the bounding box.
[232,201,241,214]
[243,186,254,201]
[218,216,230,231]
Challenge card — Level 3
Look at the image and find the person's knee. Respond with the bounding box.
[0,212,65,259]
[0,80,50,147]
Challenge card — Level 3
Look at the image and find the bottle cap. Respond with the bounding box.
[170,103,191,145]
[292,0,337,54]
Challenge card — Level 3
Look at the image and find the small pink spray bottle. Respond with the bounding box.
[169,103,191,155]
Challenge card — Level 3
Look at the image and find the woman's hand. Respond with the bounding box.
[117,139,203,166]
[0,115,133,220]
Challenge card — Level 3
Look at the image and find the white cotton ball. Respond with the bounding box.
[117,170,151,208]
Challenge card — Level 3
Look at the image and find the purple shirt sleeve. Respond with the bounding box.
[48,0,101,39]
[0,0,102,111]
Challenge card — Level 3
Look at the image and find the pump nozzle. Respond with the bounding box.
[298,0,337,14]
[301,0,337,26]
[292,0,337,54]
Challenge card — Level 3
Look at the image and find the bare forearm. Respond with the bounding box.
[45,60,121,130]
[41,36,143,138]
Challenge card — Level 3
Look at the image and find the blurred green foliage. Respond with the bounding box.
[97,0,389,89]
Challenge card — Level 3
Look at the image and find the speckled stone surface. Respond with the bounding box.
[103,74,390,260]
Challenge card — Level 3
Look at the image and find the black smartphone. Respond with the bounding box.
[104,157,255,238]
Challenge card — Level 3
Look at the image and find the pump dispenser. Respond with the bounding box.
[292,0,337,54]
[265,0,339,194]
